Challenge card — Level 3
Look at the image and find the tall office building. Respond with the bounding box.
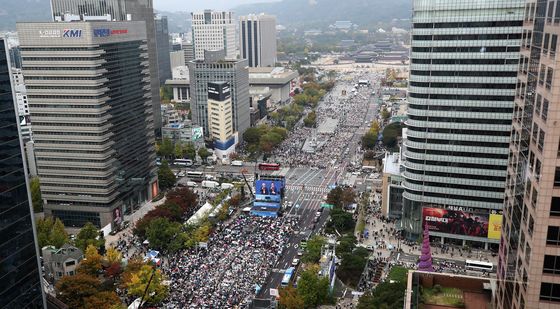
[402,0,524,248]
[496,1,560,307]
[207,82,237,160]
[0,37,45,309]
[155,15,171,84]
[50,0,162,134]
[17,20,158,229]
[239,14,277,67]
[191,10,237,61]
[182,42,194,63]
[189,50,249,141]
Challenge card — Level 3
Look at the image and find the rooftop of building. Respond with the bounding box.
[405,271,494,309]
[248,67,298,84]
[383,152,401,175]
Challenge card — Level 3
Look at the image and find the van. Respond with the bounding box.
[220,183,234,190]
[231,160,243,166]
[186,181,198,188]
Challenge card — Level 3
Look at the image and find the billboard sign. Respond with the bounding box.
[255,180,284,202]
[39,30,61,38]
[63,29,83,38]
[93,28,129,37]
[422,207,489,239]
[191,127,203,141]
[487,214,503,240]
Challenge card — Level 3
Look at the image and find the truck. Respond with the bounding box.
[231,160,243,166]
[201,180,220,189]
[220,183,234,190]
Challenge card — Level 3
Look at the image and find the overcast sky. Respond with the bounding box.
[153,0,277,12]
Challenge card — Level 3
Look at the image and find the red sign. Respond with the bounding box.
[422,207,489,238]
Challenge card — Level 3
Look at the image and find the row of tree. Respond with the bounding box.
[278,265,334,309]
[243,125,289,155]
[157,138,212,162]
[37,218,104,252]
[357,266,408,308]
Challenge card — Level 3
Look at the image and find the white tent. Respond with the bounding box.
[187,202,213,225]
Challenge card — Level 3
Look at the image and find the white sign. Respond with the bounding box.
[39,30,61,38]
[270,288,279,297]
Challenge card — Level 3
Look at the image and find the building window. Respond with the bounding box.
[548,1,555,23]
[546,67,554,89]
[547,226,560,245]
[535,94,542,116]
[551,34,558,57]
[540,64,546,85]
[543,99,549,121]
[544,33,550,54]
[551,197,560,217]
[538,129,545,151]
[555,168,560,186]
[543,255,560,274]
[540,282,560,302]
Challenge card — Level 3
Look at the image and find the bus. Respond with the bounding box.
[465,260,494,272]
[174,159,193,166]
[186,171,204,181]
[258,163,281,171]
[281,267,295,287]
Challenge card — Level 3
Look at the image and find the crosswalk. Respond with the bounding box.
[285,185,330,194]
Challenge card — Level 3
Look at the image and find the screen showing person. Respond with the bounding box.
[270,182,277,195]
[260,182,268,195]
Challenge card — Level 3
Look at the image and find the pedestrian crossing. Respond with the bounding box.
[285,185,330,194]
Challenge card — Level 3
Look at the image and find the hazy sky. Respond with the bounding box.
[153,0,278,12]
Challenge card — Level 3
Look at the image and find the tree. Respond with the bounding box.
[198,148,211,163]
[75,222,104,252]
[55,273,101,309]
[158,160,176,191]
[382,122,403,149]
[303,111,317,127]
[174,141,183,159]
[336,234,357,258]
[336,247,369,287]
[78,245,103,276]
[159,138,174,159]
[182,142,197,160]
[296,265,332,308]
[84,291,124,309]
[243,127,261,145]
[125,265,168,304]
[30,177,43,212]
[327,208,355,234]
[302,235,325,263]
[361,131,378,149]
[160,85,173,102]
[381,108,391,120]
[279,286,305,309]
[36,217,69,248]
[105,247,122,265]
[145,217,184,253]
[370,120,381,135]
[166,187,198,215]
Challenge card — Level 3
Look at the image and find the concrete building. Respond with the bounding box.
[208,82,237,160]
[42,244,83,282]
[188,50,250,141]
[50,0,162,134]
[496,0,560,307]
[191,10,236,61]
[17,20,158,229]
[239,14,277,67]
[381,152,404,219]
[170,50,185,69]
[402,0,524,248]
[155,15,171,84]
[182,41,194,63]
[0,36,46,309]
[11,68,32,142]
[248,67,297,104]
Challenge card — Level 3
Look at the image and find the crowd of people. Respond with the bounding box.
[271,74,381,168]
[162,215,299,308]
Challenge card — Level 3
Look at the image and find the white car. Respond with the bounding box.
[292,258,300,266]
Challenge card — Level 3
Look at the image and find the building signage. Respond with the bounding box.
[39,30,61,38]
[63,29,83,38]
[93,28,129,37]
[422,207,492,239]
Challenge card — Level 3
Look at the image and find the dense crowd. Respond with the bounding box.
[162,215,298,308]
[271,74,381,168]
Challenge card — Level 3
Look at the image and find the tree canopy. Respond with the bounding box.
[296,265,333,308]
[30,177,43,213]
[75,222,104,252]
[158,160,176,190]
[36,217,68,248]
[302,235,326,264]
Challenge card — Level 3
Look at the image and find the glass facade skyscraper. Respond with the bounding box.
[0,37,45,309]
[403,0,524,248]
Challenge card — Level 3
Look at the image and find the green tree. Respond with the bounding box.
[336,234,357,258]
[160,85,173,102]
[30,177,43,212]
[182,142,196,160]
[382,122,403,149]
[159,138,174,159]
[75,222,104,252]
[381,108,391,120]
[296,265,332,308]
[158,160,176,191]
[303,111,317,127]
[145,217,184,253]
[302,235,325,263]
[361,131,378,149]
[174,141,183,159]
[78,245,103,276]
[336,247,369,287]
[327,208,355,234]
[36,217,68,248]
[243,127,261,145]
[125,265,168,304]
[198,148,211,163]
[55,273,101,309]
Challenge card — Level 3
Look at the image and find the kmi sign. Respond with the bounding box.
[63,29,83,38]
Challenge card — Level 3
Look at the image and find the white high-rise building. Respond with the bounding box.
[11,68,32,142]
[191,10,236,61]
[239,14,277,67]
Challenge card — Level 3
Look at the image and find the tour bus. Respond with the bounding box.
[281,267,295,287]
[186,171,204,181]
[258,163,281,171]
[465,260,494,272]
[174,159,193,166]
